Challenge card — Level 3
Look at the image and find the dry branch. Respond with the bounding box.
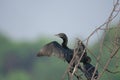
[62,0,120,80]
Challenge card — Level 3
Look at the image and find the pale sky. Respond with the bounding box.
[0,0,117,43]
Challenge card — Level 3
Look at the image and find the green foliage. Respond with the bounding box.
[0,26,120,80]
[90,26,120,80]
[0,34,68,80]
[5,70,31,80]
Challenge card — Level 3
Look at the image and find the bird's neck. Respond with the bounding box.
[62,38,68,48]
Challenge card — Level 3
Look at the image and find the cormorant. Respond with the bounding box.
[37,33,87,63]
[37,33,98,80]
[83,56,98,80]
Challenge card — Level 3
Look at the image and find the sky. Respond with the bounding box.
[0,0,118,43]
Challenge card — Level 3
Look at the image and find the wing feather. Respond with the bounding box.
[37,41,69,59]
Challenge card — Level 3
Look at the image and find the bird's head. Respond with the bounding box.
[55,33,68,47]
[55,33,67,40]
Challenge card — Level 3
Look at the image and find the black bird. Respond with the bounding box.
[37,33,87,63]
[37,33,93,79]
[83,56,98,80]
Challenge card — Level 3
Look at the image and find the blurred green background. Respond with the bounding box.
[0,33,68,80]
[0,0,120,80]
[0,25,120,80]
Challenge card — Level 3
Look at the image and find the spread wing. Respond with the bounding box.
[37,41,72,60]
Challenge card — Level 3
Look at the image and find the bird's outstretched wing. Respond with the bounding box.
[37,41,72,60]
